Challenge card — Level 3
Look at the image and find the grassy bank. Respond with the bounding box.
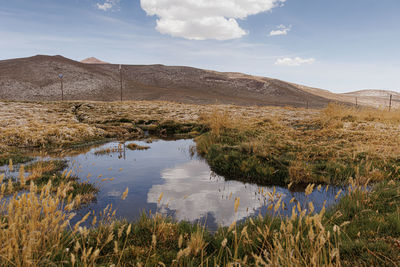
[328,180,400,265]
[0,151,33,166]
[1,176,399,266]
[0,179,340,266]
[196,104,400,186]
[1,159,98,204]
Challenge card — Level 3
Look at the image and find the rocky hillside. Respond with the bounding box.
[0,55,339,107]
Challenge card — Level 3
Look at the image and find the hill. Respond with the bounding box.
[0,55,335,107]
[298,85,400,108]
[1,54,394,108]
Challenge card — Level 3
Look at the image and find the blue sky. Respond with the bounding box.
[0,0,399,92]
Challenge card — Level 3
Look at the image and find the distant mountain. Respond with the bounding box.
[80,57,109,64]
[344,89,400,98]
[298,85,400,108]
[0,55,395,108]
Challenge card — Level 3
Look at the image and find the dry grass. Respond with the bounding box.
[25,160,62,181]
[1,100,400,265]
[0,181,78,265]
[0,102,104,148]
[126,143,150,151]
[253,186,341,266]
[198,108,244,136]
[0,100,311,151]
[2,100,399,185]
[322,102,400,123]
[0,177,342,266]
[197,102,400,185]
[94,144,124,155]
[1,168,394,265]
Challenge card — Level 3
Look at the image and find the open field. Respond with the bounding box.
[1,100,400,266]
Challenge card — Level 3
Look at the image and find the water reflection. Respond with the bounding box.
[1,139,344,229]
[147,159,342,227]
[148,160,271,226]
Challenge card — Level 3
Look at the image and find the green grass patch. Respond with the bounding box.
[3,160,98,202]
[327,180,400,266]
[195,118,400,186]
[0,152,33,166]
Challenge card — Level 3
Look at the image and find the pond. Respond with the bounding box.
[62,139,344,229]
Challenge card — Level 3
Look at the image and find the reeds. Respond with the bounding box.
[1,160,399,265]
[0,171,344,266]
[0,181,75,265]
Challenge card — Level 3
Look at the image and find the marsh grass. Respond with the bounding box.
[197,104,400,186]
[127,143,150,151]
[94,144,124,155]
[0,152,33,166]
[1,101,400,265]
[0,177,345,266]
[5,173,395,266]
[1,159,98,204]
[25,160,68,180]
[0,101,210,152]
[325,179,400,265]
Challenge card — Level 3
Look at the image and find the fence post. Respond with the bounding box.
[119,65,123,102]
[58,74,64,101]
[389,94,392,111]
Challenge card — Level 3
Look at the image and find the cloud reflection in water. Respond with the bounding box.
[147,160,284,227]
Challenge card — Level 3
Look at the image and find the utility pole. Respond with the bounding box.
[389,94,393,111]
[59,74,64,101]
[119,64,123,102]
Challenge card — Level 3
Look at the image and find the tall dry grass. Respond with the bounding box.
[0,172,343,266]
[322,103,400,123]
[0,181,75,265]
[199,107,243,136]
[2,147,391,266]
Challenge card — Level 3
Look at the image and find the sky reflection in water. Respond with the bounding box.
[64,139,342,229]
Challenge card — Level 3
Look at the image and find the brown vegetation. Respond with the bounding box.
[1,101,400,265]
[196,103,400,185]
[0,55,337,107]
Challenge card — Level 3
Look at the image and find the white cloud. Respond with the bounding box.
[275,57,315,66]
[140,0,286,40]
[269,24,291,36]
[97,0,119,11]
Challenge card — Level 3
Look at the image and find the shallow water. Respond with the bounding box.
[62,139,344,229]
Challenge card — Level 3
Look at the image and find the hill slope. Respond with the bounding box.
[0,55,343,107]
[295,83,400,108]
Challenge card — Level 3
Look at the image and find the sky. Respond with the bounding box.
[0,0,399,93]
